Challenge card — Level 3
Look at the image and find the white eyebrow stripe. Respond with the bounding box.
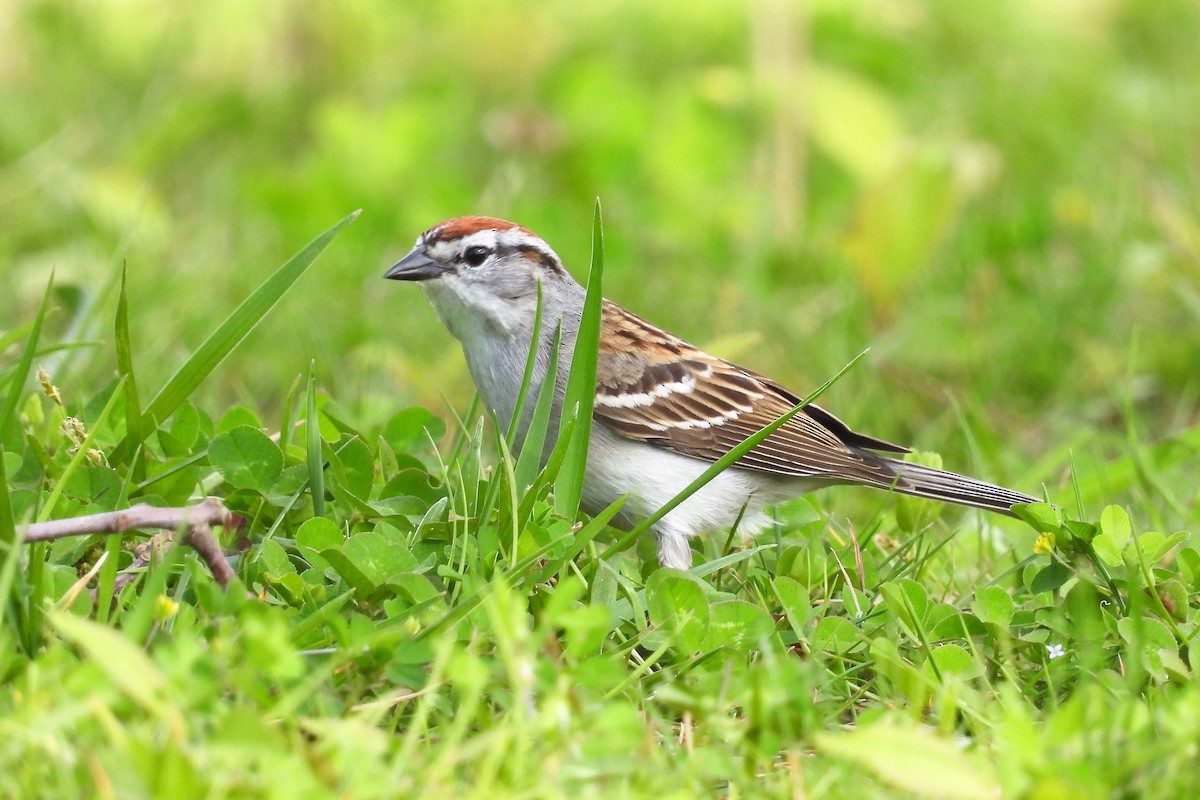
[456,230,503,250]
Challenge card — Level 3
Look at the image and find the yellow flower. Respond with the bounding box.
[155,595,179,621]
[1033,532,1056,556]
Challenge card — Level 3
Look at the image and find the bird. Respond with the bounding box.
[385,215,1037,570]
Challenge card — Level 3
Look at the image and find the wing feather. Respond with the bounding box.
[594,301,909,484]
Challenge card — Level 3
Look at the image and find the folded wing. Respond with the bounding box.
[593,301,907,485]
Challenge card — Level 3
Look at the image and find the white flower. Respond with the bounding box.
[1046,643,1065,660]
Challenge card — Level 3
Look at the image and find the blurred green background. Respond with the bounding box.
[2,0,1198,512]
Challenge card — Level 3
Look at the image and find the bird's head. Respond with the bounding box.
[386,216,581,341]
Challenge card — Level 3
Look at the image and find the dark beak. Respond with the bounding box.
[384,246,447,281]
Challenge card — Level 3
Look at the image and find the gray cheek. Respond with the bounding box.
[488,269,537,302]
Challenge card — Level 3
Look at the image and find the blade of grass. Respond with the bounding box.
[553,200,604,517]
[37,376,126,524]
[96,446,141,625]
[514,322,563,493]
[601,349,869,561]
[0,449,12,546]
[506,281,545,448]
[306,362,325,518]
[0,449,19,630]
[1,273,53,445]
[19,377,125,648]
[278,373,302,453]
[115,262,145,481]
[0,321,34,354]
[689,545,774,577]
[519,411,577,523]
[127,210,359,445]
[494,434,521,569]
[475,302,554,543]
[529,495,627,582]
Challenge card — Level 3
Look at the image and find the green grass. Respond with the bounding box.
[1,1,1199,797]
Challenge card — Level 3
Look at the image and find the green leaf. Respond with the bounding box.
[134,210,358,436]
[258,539,296,577]
[382,408,445,455]
[1030,563,1071,595]
[217,405,262,433]
[1062,520,1097,544]
[380,469,442,504]
[772,576,818,638]
[1011,502,1059,533]
[61,464,122,508]
[812,616,860,653]
[343,531,418,585]
[1138,530,1189,565]
[700,600,774,652]
[880,578,929,635]
[1,451,20,481]
[1178,547,1200,591]
[1093,504,1132,564]
[208,425,283,493]
[816,722,1000,800]
[646,569,709,652]
[1154,579,1189,623]
[320,549,377,597]
[331,435,375,500]
[1100,505,1132,545]
[297,517,343,551]
[554,200,604,517]
[971,586,1014,628]
[1117,615,1176,653]
[926,644,978,678]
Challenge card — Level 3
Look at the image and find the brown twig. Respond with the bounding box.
[21,497,242,589]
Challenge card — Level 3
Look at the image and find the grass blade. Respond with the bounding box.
[0,449,18,630]
[505,281,544,448]
[135,209,359,435]
[514,322,563,493]
[0,449,12,546]
[1,274,53,445]
[553,200,604,516]
[114,262,145,479]
[37,376,127,523]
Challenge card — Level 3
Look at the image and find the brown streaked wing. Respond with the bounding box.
[594,301,908,483]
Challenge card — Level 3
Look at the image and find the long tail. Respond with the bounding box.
[874,457,1037,516]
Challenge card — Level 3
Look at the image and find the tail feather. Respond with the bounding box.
[874,457,1037,516]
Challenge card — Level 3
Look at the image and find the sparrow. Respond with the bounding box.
[385,216,1037,570]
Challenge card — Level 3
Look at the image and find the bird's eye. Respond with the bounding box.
[462,245,491,267]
